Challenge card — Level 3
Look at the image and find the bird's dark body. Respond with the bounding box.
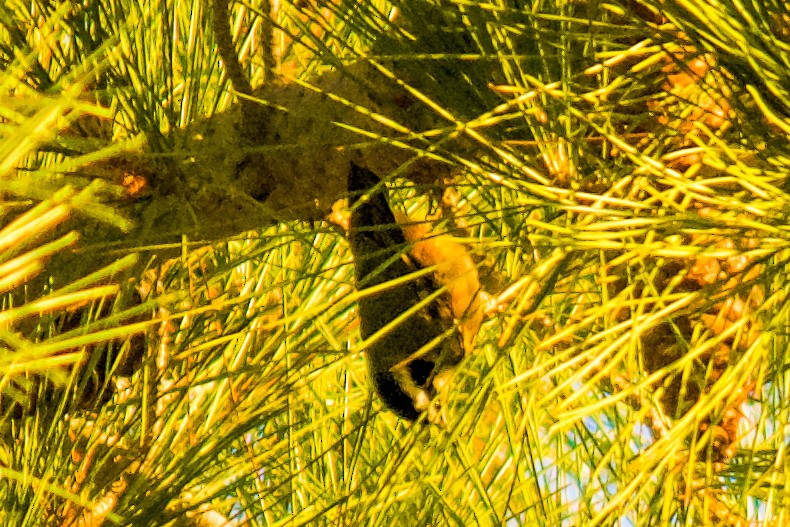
[347,164,445,420]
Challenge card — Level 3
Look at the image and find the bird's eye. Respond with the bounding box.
[407,358,435,387]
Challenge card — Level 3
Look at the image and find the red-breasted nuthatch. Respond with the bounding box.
[347,163,485,422]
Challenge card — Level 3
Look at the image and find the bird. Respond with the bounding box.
[347,162,485,422]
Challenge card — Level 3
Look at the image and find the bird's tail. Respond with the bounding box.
[348,164,408,285]
[348,164,405,241]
